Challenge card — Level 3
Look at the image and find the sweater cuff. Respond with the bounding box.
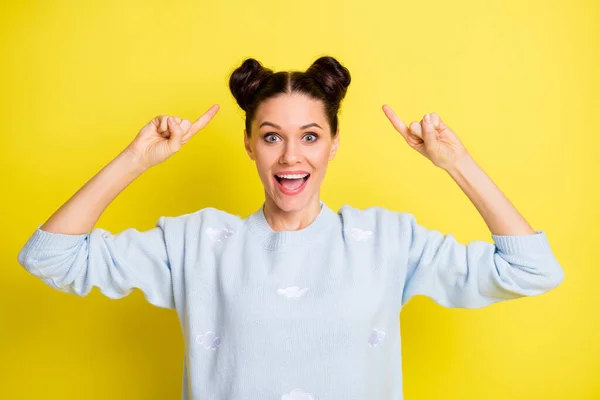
[491,229,552,254]
[24,224,89,250]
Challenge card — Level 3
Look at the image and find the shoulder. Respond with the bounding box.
[337,204,415,225]
[157,207,244,233]
[336,204,418,237]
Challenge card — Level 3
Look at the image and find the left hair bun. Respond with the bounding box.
[229,58,274,112]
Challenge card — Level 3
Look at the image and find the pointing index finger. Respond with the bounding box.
[382,104,409,140]
[188,104,220,136]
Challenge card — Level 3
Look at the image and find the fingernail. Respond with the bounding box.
[424,114,430,123]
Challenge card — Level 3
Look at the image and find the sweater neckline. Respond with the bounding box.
[246,200,339,250]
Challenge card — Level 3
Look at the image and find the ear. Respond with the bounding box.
[329,130,340,161]
[244,129,255,160]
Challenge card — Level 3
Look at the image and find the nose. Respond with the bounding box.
[279,141,302,165]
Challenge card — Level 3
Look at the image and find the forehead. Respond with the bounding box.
[254,93,326,129]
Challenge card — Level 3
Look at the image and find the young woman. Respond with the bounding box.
[17,56,564,400]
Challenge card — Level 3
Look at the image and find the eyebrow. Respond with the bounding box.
[259,121,322,130]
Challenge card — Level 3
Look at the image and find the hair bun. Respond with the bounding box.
[229,58,274,112]
[305,56,351,105]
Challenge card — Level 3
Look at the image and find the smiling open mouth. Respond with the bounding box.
[274,174,310,194]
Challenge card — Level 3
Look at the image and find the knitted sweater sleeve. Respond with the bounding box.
[398,212,565,308]
[16,218,175,309]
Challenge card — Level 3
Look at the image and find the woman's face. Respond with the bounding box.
[244,92,339,213]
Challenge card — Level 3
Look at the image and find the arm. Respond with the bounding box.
[400,211,563,308]
[16,150,176,308]
[38,102,220,234]
[445,154,536,236]
[40,148,147,235]
[381,109,564,308]
[16,110,220,309]
[383,108,538,237]
[17,217,175,308]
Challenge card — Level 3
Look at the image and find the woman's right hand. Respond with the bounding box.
[126,104,220,170]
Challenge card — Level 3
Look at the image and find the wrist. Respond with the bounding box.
[445,153,476,178]
[120,147,150,175]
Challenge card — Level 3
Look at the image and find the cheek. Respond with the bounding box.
[308,149,331,168]
[254,153,276,180]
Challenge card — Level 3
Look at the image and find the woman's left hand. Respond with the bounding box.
[382,105,470,171]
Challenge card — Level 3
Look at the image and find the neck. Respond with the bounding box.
[263,194,322,232]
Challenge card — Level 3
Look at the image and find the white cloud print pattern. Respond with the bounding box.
[205,227,234,242]
[277,286,309,299]
[281,388,314,400]
[350,228,373,242]
[368,328,386,347]
[196,331,221,350]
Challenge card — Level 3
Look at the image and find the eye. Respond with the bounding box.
[304,133,318,142]
[264,133,280,143]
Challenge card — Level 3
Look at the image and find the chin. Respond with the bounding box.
[271,195,309,212]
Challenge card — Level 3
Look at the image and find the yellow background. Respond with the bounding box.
[1,0,598,399]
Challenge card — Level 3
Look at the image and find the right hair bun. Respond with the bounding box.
[229,58,274,112]
[305,56,351,105]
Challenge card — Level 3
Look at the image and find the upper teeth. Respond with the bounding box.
[276,173,309,179]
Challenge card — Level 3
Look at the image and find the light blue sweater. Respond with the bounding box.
[17,201,564,399]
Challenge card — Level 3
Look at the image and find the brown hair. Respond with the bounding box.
[229,56,351,137]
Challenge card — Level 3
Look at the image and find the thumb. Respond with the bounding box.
[167,116,185,152]
[422,114,438,144]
